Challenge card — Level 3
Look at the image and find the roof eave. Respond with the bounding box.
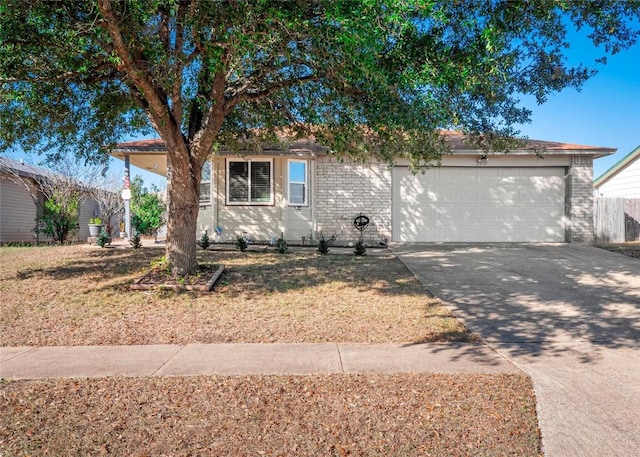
[593,144,640,188]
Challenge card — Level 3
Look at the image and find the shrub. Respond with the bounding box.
[235,235,248,252]
[198,231,211,250]
[130,232,142,249]
[96,229,110,248]
[354,239,366,256]
[317,233,330,255]
[276,232,288,254]
[37,193,80,245]
[89,217,102,225]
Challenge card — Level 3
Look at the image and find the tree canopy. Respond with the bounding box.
[1,0,639,273]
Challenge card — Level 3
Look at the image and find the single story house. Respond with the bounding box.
[593,145,640,198]
[111,131,614,245]
[593,145,640,242]
[0,157,100,243]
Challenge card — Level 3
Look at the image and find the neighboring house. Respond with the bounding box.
[0,157,99,243]
[593,145,640,242]
[111,131,614,244]
[593,145,640,198]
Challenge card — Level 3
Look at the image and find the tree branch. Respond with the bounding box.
[97,0,183,151]
[225,73,318,113]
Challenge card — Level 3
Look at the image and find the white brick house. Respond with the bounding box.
[112,132,614,245]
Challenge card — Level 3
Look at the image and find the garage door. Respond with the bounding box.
[393,167,566,242]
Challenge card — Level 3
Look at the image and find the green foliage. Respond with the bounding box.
[235,235,248,252]
[276,232,288,254]
[354,239,366,256]
[198,231,211,250]
[3,2,639,161]
[130,176,165,237]
[89,217,102,225]
[317,234,330,255]
[96,229,109,248]
[130,232,142,249]
[37,192,79,245]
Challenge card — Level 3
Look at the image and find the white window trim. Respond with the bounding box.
[225,158,274,206]
[199,160,212,205]
[287,159,309,207]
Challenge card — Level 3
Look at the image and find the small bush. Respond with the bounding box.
[235,235,248,252]
[130,232,142,249]
[96,229,110,248]
[317,234,330,255]
[198,231,211,250]
[276,232,288,254]
[354,239,366,256]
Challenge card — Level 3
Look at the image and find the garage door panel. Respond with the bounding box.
[393,167,566,242]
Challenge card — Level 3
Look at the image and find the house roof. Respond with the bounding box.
[593,144,640,188]
[0,156,52,180]
[110,131,616,177]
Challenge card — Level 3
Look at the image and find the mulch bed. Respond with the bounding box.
[595,242,640,259]
[131,263,225,292]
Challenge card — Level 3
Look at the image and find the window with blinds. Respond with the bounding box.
[226,159,273,205]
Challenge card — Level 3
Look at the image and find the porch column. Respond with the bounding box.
[124,155,131,239]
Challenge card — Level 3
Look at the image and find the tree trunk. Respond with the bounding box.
[165,151,201,276]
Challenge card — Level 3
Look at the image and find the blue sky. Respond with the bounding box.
[516,28,640,180]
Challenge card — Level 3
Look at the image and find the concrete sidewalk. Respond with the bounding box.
[0,342,518,379]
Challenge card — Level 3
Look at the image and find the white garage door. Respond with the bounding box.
[393,167,566,242]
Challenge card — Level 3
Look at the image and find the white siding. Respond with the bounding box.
[597,158,640,198]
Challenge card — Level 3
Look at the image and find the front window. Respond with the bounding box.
[226,159,273,205]
[288,160,308,206]
[199,160,212,204]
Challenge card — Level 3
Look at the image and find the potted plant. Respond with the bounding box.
[119,221,126,238]
[88,217,103,237]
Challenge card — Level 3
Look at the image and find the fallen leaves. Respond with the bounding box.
[1,374,541,456]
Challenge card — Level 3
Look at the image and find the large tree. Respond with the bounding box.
[1,1,638,274]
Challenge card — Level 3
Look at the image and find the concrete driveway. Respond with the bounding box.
[392,243,640,457]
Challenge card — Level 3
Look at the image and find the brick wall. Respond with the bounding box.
[569,155,594,243]
[315,156,392,243]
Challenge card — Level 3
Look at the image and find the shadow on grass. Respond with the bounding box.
[13,248,162,282]
[7,247,429,299]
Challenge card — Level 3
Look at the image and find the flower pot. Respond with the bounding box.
[88,224,103,237]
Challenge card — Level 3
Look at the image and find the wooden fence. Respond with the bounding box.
[594,198,640,243]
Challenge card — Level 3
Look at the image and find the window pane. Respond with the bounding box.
[289,161,305,183]
[290,183,305,204]
[250,161,271,202]
[201,161,211,181]
[228,162,248,202]
[199,182,211,202]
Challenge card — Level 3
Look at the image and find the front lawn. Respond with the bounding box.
[1,374,541,456]
[0,245,473,346]
[0,245,542,456]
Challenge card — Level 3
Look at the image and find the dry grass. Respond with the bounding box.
[595,241,640,259]
[0,245,473,346]
[0,374,541,456]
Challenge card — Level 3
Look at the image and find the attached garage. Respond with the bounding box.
[112,131,614,245]
[393,166,567,242]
